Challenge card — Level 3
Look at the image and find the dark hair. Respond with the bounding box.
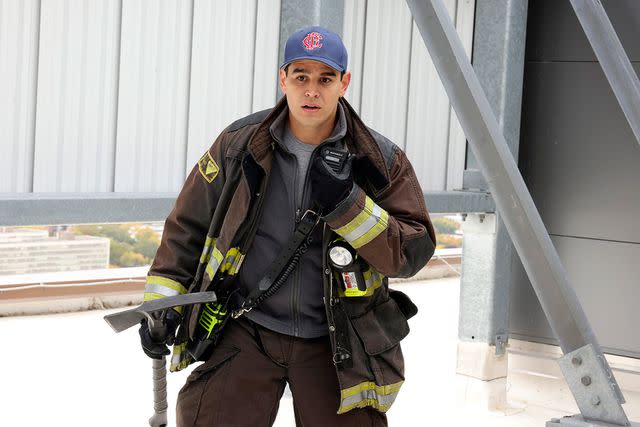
[283,64,345,81]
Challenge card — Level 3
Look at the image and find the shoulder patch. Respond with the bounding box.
[198,151,219,183]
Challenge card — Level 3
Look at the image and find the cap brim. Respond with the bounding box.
[280,56,345,73]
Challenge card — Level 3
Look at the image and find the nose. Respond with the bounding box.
[305,85,320,98]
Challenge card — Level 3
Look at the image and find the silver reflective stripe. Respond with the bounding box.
[340,388,399,410]
[342,203,383,244]
[365,271,381,288]
[144,283,183,298]
[171,353,181,366]
[170,344,191,372]
[225,253,236,265]
[206,256,222,279]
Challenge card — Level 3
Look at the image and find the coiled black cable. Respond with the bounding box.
[252,235,313,306]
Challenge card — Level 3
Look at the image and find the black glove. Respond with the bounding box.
[138,309,181,360]
[309,154,354,213]
[352,155,388,193]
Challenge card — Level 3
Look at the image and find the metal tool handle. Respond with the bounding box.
[149,357,168,427]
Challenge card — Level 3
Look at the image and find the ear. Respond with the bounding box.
[339,71,352,97]
[279,69,287,94]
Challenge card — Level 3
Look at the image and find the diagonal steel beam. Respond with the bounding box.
[405,0,631,424]
[569,0,640,148]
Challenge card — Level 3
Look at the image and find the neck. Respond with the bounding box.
[287,115,336,145]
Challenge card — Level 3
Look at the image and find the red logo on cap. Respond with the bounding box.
[302,32,323,51]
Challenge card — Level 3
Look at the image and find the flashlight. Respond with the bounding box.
[328,240,367,296]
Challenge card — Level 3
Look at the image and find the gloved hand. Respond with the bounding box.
[309,154,354,213]
[138,308,181,359]
[352,155,387,192]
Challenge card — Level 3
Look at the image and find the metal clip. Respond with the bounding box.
[231,302,252,319]
[300,209,321,226]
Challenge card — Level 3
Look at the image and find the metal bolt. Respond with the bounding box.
[325,268,331,275]
[329,325,335,332]
[572,356,583,366]
[591,396,601,406]
[581,376,592,386]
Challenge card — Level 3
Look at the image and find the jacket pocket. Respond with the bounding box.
[177,345,240,426]
[350,297,409,355]
[185,345,240,384]
[389,288,418,320]
[339,297,409,413]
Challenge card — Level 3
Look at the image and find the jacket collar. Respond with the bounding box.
[248,96,390,183]
[268,102,347,149]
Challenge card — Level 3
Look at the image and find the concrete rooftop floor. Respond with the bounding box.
[1,276,639,426]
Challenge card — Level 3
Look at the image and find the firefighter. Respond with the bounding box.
[139,26,436,426]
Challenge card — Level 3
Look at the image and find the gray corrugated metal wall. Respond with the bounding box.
[511,0,640,358]
[0,0,474,195]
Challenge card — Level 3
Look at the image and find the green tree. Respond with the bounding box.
[134,227,160,260]
[71,224,102,236]
[432,217,460,235]
[435,234,462,249]
[71,223,159,267]
[110,240,133,266]
[119,251,148,267]
[99,224,135,245]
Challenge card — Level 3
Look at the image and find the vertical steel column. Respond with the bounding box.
[405,0,633,425]
[457,0,528,356]
[569,0,640,148]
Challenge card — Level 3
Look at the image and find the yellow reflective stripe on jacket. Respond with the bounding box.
[219,247,244,276]
[205,244,224,280]
[337,380,403,414]
[337,267,384,298]
[144,276,188,296]
[199,236,215,264]
[362,268,384,296]
[334,196,389,249]
[169,342,192,372]
[143,276,187,314]
[144,276,187,301]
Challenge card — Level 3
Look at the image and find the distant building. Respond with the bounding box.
[0,229,110,276]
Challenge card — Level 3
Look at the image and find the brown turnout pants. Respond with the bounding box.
[176,317,387,427]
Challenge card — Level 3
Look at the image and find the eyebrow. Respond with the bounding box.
[291,67,337,77]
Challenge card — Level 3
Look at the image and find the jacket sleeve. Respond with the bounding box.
[322,147,436,278]
[143,134,228,310]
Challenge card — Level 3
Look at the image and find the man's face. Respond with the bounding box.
[279,60,351,132]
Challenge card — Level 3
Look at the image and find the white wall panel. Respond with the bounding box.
[186,0,257,172]
[3,0,475,198]
[446,0,475,190]
[34,0,120,192]
[405,0,456,191]
[342,0,366,112]
[359,0,413,149]
[115,0,193,192]
[348,0,475,192]
[0,0,39,193]
[252,0,281,113]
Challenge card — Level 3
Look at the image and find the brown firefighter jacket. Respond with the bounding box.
[144,96,436,414]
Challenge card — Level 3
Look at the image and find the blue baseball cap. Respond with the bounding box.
[281,26,348,73]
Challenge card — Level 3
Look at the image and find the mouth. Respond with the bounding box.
[302,105,321,111]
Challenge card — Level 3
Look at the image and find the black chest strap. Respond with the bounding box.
[232,209,320,318]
